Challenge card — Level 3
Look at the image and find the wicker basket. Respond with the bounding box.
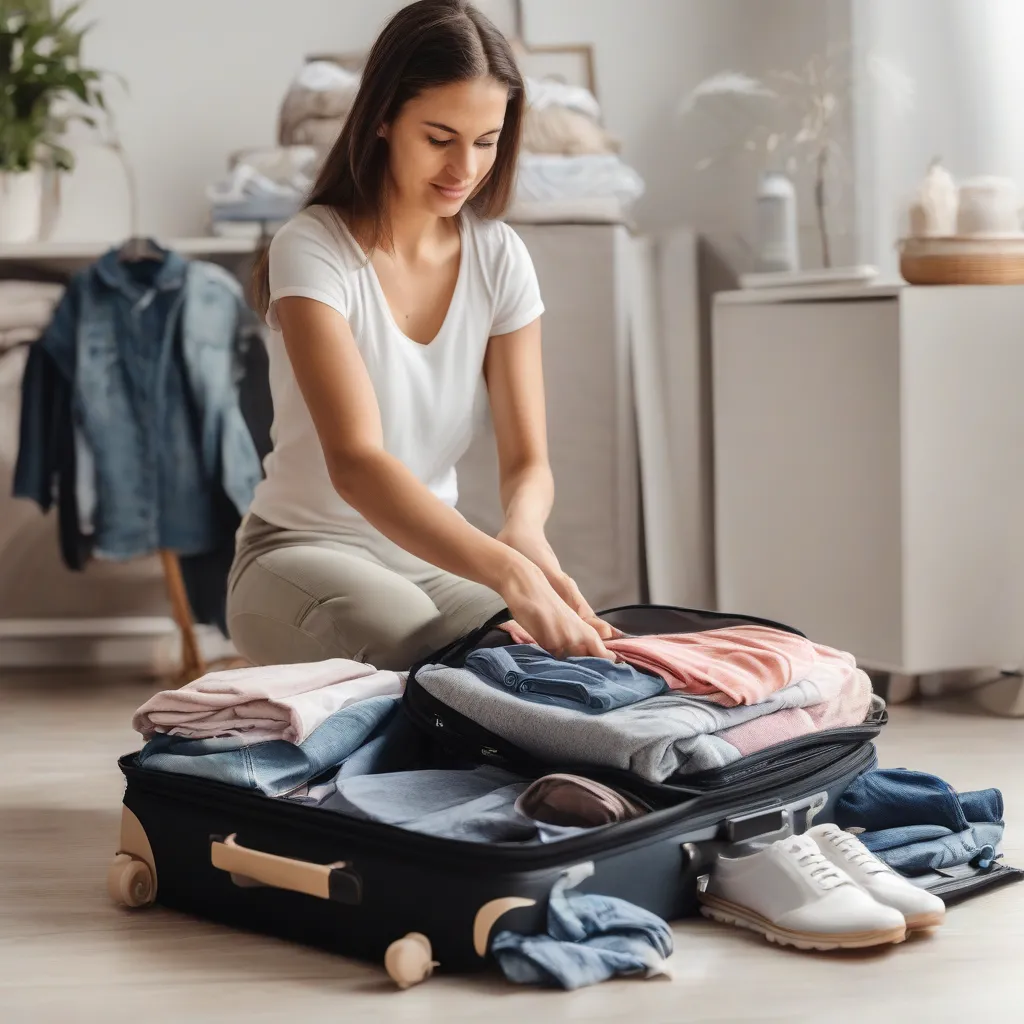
[899,235,1024,285]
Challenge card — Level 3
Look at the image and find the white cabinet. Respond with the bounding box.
[713,283,1024,674]
[457,222,642,610]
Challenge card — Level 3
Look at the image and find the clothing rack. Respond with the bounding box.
[158,551,207,681]
[1,237,260,683]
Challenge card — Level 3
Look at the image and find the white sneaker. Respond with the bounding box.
[807,823,946,931]
[699,834,907,950]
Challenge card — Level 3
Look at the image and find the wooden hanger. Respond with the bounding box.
[117,236,165,263]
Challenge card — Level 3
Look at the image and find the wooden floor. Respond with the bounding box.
[1,670,1022,1022]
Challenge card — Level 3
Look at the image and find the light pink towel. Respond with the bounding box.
[499,621,853,706]
[132,660,406,743]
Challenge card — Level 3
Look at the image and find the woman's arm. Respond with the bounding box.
[485,318,618,639]
[485,318,554,534]
[275,296,611,658]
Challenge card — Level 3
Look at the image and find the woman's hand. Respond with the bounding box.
[497,556,614,660]
[496,523,619,641]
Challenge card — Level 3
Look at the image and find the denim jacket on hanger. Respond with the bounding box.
[14,247,263,560]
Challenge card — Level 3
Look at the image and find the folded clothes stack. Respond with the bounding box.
[513,77,644,220]
[206,147,318,238]
[132,657,654,844]
[0,282,65,351]
[419,624,877,782]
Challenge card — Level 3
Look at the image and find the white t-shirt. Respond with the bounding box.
[248,205,545,537]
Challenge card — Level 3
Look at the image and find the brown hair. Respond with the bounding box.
[252,0,524,316]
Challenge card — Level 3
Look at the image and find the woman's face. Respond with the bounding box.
[384,76,509,216]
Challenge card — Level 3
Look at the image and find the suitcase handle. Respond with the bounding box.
[210,834,362,904]
[723,791,829,844]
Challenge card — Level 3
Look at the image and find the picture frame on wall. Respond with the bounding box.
[307,0,598,103]
[309,41,597,101]
[510,41,597,98]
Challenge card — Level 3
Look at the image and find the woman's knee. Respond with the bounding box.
[227,545,445,669]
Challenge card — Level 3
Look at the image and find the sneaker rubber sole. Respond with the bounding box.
[698,892,907,951]
[904,910,945,931]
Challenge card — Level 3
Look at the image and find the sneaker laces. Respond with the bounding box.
[827,828,891,875]
[785,840,849,890]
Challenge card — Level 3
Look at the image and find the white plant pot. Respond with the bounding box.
[0,168,44,244]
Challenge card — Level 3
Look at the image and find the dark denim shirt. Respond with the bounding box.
[14,248,263,561]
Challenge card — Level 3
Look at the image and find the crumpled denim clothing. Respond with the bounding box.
[465,645,667,712]
[14,247,263,560]
[138,694,400,796]
[296,765,589,843]
[835,769,1005,874]
[299,765,584,844]
[492,866,673,990]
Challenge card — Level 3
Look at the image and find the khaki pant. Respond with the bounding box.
[227,513,505,671]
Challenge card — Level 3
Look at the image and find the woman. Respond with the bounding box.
[228,0,615,671]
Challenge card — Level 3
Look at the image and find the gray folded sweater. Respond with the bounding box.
[415,663,858,782]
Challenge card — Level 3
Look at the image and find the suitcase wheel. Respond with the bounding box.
[107,853,156,908]
[384,932,439,990]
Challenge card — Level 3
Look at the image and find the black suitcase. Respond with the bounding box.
[109,604,885,973]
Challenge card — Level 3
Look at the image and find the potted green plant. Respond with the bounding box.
[0,1,110,242]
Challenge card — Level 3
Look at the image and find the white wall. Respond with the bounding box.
[852,0,1024,273]
[7,0,850,633]
[68,0,840,250]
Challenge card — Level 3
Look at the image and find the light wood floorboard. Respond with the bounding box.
[1,671,1021,1022]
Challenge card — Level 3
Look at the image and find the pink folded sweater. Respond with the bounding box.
[499,621,856,707]
[132,659,406,743]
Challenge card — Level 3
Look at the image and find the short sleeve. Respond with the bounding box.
[266,211,351,331]
[490,224,545,336]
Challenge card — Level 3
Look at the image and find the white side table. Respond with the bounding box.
[712,282,1024,681]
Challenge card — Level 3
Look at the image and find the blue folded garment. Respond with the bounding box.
[138,695,401,796]
[835,768,1005,874]
[491,865,673,989]
[861,825,1001,873]
[466,645,667,713]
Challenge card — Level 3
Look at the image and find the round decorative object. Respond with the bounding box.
[107,853,156,908]
[898,235,1024,285]
[956,176,1020,237]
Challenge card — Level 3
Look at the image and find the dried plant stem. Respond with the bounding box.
[815,145,831,268]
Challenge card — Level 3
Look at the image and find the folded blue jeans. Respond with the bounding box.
[138,694,401,796]
[835,768,1003,833]
[860,823,1004,873]
[491,865,673,990]
[466,645,666,713]
[835,768,1004,874]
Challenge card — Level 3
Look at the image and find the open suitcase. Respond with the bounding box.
[109,604,885,973]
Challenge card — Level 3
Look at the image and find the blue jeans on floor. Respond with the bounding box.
[860,822,1004,872]
[466,645,666,713]
[835,768,1004,874]
[491,865,673,990]
[138,695,401,796]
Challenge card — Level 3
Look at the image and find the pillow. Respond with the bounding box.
[291,117,345,148]
[279,61,359,146]
[521,105,620,157]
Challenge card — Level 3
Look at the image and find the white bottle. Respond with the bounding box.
[755,171,799,273]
